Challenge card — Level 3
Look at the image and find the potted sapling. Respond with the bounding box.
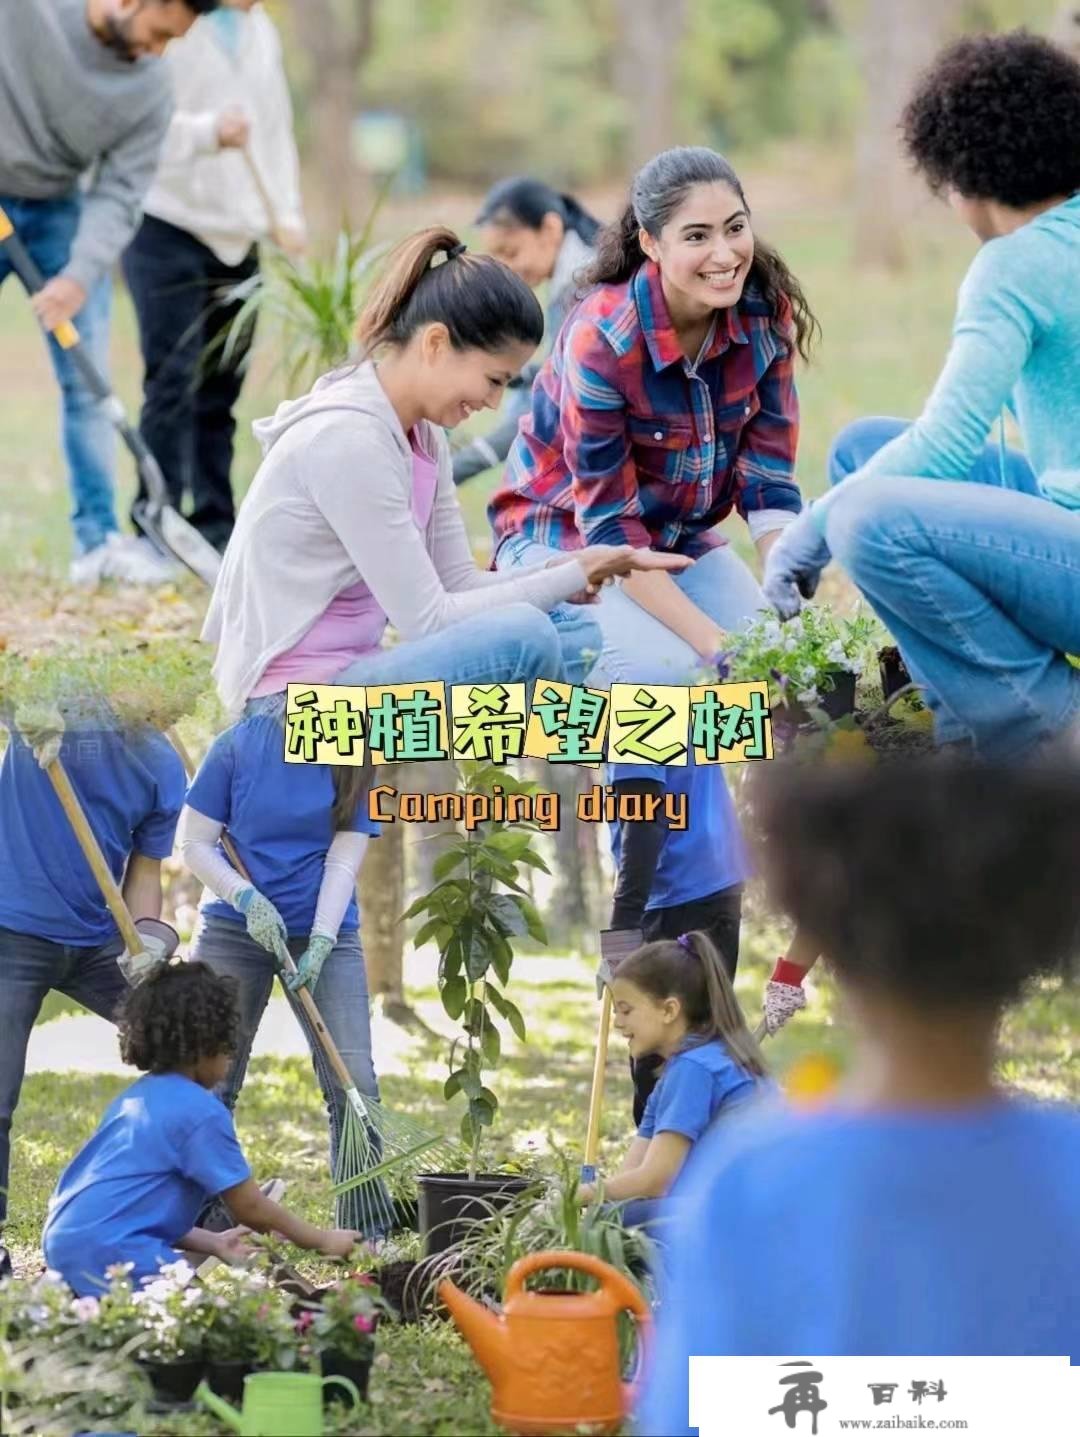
[406,762,547,1256]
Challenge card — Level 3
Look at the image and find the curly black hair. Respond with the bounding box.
[118,961,239,1073]
[901,31,1080,207]
[755,756,1080,1012]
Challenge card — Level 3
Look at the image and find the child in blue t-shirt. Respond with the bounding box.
[0,708,186,1280]
[43,961,359,1296]
[176,709,382,1231]
[640,757,1080,1437]
[580,928,770,1228]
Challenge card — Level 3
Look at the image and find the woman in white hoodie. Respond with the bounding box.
[203,226,690,719]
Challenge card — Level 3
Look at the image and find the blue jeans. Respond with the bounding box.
[0,926,128,1229]
[331,600,602,691]
[191,915,385,1233]
[825,417,1080,759]
[497,536,768,686]
[0,193,117,555]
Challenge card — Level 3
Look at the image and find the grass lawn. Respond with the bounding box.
[1,177,1077,1435]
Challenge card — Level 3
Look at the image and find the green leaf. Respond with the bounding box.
[465,927,493,983]
[488,894,528,937]
[433,848,468,881]
[443,1070,464,1100]
[401,893,432,922]
[441,974,467,1020]
[517,849,551,875]
[489,939,512,987]
[441,935,463,983]
[513,895,548,944]
[413,916,449,950]
[484,830,532,859]
[460,1111,476,1148]
[487,986,527,1043]
[469,1094,496,1128]
[480,1023,501,1066]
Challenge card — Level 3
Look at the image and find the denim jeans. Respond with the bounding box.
[0,193,117,555]
[191,915,384,1232]
[122,216,259,550]
[0,926,127,1228]
[496,536,768,686]
[825,417,1080,759]
[330,599,602,691]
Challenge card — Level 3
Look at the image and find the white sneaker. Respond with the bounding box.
[70,533,180,588]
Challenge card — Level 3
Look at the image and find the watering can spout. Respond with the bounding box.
[194,1380,243,1432]
[438,1278,509,1382]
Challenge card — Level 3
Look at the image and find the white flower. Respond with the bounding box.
[71,1296,100,1323]
[825,641,847,665]
[797,664,817,685]
[760,618,783,645]
[796,688,819,705]
[140,1279,173,1304]
[158,1258,195,1288]
[783,636,799,652]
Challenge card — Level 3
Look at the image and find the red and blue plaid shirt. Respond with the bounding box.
[489,260,802,556]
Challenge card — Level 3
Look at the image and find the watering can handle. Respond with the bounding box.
[504,1250,650,1321]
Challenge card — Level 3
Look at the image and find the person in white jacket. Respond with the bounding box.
[122,0,305,553]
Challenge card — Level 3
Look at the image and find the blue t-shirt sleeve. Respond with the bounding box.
[185,731,235,826]
[638,1087,658,1139]
[648,1058,719,1143]
[177,1098,251,1198]
[131,744,188,860]
[349,790,380,836]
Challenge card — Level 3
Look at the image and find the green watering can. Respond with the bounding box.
[194,1371,360,1436]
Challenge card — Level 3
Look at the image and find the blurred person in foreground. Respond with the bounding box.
[123,0,306,554]
[640,754,1080,1436]
[0,0,220,586]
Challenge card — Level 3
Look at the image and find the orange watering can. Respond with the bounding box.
[440,1250,650,1436]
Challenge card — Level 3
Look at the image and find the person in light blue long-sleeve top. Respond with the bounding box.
[764,31,1080,759]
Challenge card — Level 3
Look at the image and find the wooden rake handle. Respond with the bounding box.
[166,729,358,1098]
[45,757,145,957]
[583,987,613,1171]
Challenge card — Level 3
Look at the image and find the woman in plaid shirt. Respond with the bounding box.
[489,146,818,685]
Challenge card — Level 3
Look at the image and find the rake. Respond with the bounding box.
[167,732,463,1236]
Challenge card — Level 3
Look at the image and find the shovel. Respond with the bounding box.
[41,752,179,985]
[0,203,222,587]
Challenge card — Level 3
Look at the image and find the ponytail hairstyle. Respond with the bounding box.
[618,930,767,1078]
[330,757,374,832]
[355,225,544,359]
[586,146,819,362]
[476,176,603,246]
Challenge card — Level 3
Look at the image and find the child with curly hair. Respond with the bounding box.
[42,961,359,1296]
[641,757,1080,1435]
[765,31,1080,757]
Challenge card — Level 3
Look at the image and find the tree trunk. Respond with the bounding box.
[358,816,407,1015]
[284,0,376,243]
[613,0,689,172]
[853,0,962,270]
[546,764,593,942]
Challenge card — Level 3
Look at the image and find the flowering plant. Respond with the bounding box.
[130,1260,209,1362]
[717,608,877,711]
[202,1265,301,1369]
[296,1273,388,1363]
[77,1264,145,1353]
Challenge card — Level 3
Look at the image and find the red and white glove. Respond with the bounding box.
[763,957,808,1035]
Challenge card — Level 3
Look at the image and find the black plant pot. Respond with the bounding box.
[878,645,912,701]
[321,1349,373,1406]
[137,1356,206,1405]
[780,669,858,727]
[206,1358,256,1402]
[417,1172,533,1256]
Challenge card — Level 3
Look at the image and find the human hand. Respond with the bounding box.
[286,933,334,994]
[217,107,252,149]
[31,276,86,332]
[761,507,832,622]
[14,701,65,768]
[213,1226,257,1264]
[763,979,807,1036]
[234,886,289,962]
[318,1228,360,1259]
[578,544,694,592]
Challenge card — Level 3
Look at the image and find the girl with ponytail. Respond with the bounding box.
[580,929,771,1224]
[490,146,820,690]
[453,177,602,484]
[204,225,688,719]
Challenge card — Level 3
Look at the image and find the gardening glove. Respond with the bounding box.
[287,933,334,994]
[763,980,808,1036]
[233,886,290,964]
[14,701,65,769]
[595,928,643,998]
[762,506,833,622]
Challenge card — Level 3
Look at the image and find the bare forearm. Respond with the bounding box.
[618,570,723,659]
[229,1193,327,1250]
[121,862,163,921]
[177,1227,222,1257]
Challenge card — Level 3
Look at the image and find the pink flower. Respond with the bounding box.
[353,1314,374,1334]
[354,1274,375,1287]
[295,1311,315,1333]
[257,1303,270,1320]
